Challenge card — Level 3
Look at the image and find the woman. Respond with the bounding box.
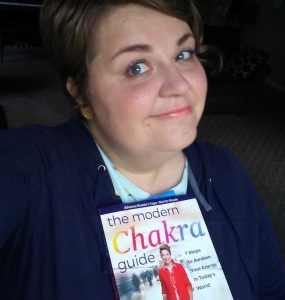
[158,244,193,300]
[0,1,284,299]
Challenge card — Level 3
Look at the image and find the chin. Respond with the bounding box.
[169,128,197,150]
[149,124,198,153]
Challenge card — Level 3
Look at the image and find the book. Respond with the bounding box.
[99,196,233,299]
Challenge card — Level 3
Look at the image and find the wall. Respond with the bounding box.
[198,0,285,92]
[240,0,285,90]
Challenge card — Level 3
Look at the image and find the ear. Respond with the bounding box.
[66,77,85,106]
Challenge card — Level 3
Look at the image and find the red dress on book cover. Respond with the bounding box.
[158,262,193,300]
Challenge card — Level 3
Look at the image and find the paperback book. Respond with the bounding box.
[99,196,233,299]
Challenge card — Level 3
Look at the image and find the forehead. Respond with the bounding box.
[94,4,191,55]
[160,249,170,254]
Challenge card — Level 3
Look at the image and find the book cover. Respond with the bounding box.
[99,196,233,300]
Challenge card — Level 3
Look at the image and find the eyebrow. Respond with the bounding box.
[111,44,151,61]
[177,32,193,46]
[111,32,193,61]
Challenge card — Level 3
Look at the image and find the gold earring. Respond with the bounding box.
[80,106,93,120]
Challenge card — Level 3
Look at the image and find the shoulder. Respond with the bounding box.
[158,266,166,274]
[186,140,240,170]
[174,262,184,269]
[0,119,86,164]
[0,123,58,155]
[185,140,263,220]
[0,125,50,174]
[186,140,252,189]
[0,120,93,199]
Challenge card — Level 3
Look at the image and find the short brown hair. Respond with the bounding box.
[159,243,171,254]
[40,0,204,98]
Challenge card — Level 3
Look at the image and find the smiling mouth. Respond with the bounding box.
[154,105,193,119]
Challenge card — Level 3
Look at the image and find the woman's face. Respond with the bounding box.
[86,4,207,164]
[160,249,172,265]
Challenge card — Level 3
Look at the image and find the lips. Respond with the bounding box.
[154,105,193,119]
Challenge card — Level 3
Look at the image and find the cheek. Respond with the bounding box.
[200,70,208,97]
[187,66,208,116]
[200,65,208,93]
[90,89,153,131]
[112,82,157,116]
[193,65,208,96]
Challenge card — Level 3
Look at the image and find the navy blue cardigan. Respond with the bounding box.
[0,119,284,299]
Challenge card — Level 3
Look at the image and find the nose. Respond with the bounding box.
[159,65,190,98]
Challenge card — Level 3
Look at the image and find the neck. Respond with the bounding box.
[165,260,174,270]
[116,151,186,194]
[87,121,186,194]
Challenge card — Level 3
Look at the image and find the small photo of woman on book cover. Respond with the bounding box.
[158,244,193,300]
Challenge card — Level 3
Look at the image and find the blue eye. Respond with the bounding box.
[176,50,195,61]
[126,61,149,76]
